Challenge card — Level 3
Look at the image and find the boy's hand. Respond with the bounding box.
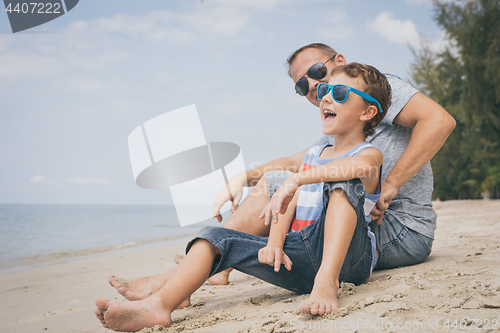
[213,173,246,222]
[258,246,293,272]
[259,175,299,224]
[259,201,274,226]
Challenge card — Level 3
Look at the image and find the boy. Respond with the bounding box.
[95,63,391,331]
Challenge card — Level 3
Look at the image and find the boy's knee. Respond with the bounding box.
[330,187,347,198]
[324,179,365,210]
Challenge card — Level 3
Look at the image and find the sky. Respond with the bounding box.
[0,0,448,205]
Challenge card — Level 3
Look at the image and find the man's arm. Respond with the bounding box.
[212,149,307,220]
[245,149,306,186]
[372,92,456,224]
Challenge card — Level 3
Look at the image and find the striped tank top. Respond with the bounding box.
[290,141,381,273]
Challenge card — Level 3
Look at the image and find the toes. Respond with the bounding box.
[95,308,103,317]
[317,303,326,315]
[95,298,111,310]
[325,304,333,314]
[299,301,311,314]
[309,302,320,315]
[95,308,105,323]
[108,275,120,288]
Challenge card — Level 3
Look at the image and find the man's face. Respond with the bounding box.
[289,48,338,107]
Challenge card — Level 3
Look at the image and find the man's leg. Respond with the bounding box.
[221,174,272,235]
[369,213,433,270]
[108,271,191,308]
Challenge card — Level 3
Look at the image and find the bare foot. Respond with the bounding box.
[109,274,191,308]
[207,268,232,285]
[299,275,340,315]
[95,297,171,332]
[109,275,167,301]
[175,253,232,286]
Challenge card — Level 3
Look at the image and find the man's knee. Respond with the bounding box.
[250,175,269,200]
[222,175,271,236]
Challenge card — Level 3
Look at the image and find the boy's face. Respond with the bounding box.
[320,73,370,136]
[289,48,337,107]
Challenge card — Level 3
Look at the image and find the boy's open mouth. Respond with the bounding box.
[323,110,337,119]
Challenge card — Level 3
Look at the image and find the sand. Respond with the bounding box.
[1,199,499,333]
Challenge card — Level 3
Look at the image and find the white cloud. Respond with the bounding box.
[68,177,112,185]
[0,4,264,83]
[368,11,420,47]
[29,175,61,184]
[30,175,45,183]
[0,53,63,80]
[315,10,357,40]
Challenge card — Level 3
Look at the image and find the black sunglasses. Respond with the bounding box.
[294,54,337,97]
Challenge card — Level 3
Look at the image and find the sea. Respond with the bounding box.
[0,204,222,275]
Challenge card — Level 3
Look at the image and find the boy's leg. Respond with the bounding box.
[299,188,356,315]
[95,239,217,332]
[108,171,292,299]
[96,224,322,331]
[176,171,293,285]
[298,180,373,315]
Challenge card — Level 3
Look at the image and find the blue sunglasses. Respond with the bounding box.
[317,83,383,113]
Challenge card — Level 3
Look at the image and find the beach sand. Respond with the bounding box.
[1,199,499,333]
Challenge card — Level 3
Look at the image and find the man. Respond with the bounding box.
[108,43,455,298]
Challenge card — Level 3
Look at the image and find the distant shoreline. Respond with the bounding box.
[0,233,197,276]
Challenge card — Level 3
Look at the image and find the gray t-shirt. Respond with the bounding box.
[311,74,437,239]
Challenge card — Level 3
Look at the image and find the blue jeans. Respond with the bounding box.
[369,213,433,270]
[186,179,373,294]
[267,170,433,270]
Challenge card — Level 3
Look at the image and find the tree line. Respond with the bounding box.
[411,0,500,200]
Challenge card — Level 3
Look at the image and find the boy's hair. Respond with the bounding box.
[331,63,391,137]
[286,43,337,78]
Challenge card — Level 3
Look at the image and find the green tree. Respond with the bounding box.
[411,0,500,199]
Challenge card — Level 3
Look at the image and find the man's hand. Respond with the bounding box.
[259,175,298,225]
[258,245,293,272]
[370,180,399,225]
[212,173,246,222]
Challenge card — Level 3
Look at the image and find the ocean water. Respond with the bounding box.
[0,204,221,275]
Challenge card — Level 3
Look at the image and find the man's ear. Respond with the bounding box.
[335,54,347,66]
[359,105,378,121]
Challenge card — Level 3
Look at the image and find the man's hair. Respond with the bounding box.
[286,43,337,78]
[331,63,392,137]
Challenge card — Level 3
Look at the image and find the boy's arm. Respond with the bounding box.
[264,149,382,220]
[258,193,298,272]
[213,149,307,220]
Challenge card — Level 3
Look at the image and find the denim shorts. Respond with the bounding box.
[187,179,374,294]
[266,170,433,269]
[369,213,433,269]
